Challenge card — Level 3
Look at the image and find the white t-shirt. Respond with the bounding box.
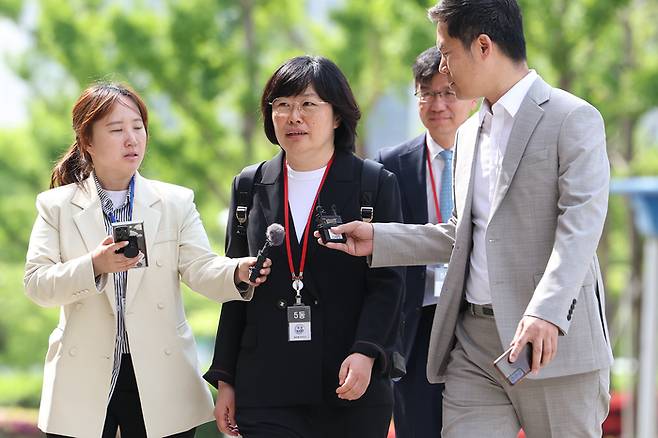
[106,189,128,211]
[286,164,326,242]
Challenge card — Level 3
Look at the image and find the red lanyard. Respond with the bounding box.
[425,145,442,223]
[283,154,335,284]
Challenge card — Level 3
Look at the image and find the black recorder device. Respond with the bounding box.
[315,205,346,244]
[112,220,148,268]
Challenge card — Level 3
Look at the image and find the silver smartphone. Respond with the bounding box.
[493,344,532,385]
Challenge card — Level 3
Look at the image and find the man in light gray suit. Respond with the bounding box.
[317,0,612,436]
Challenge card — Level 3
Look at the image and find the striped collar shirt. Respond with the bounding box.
[92,172,132,399]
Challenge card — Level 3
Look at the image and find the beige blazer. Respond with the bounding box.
[24,173,252,437]
[371,77,613,383]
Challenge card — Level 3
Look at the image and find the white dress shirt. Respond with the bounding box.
[465,70,538,305]
[424,133,452,306]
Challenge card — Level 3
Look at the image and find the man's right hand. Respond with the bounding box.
[214,381,239,436]
[314,221,374,257]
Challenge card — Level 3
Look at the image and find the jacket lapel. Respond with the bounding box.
[258,152,305,290]
[126,173,161,310]
[72,178,118,313]
[317,151,358,216]
[295,151,354,301]
[258,151,285,230]
[398,136,428,224]
[72,178,107,254]
[306,151,358,266]
[454,115,480,223]
[489,77,549,219]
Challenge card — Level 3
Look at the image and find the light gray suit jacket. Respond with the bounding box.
[371,76,613,383]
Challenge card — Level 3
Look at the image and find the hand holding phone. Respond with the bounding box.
[112,220,148,268]
[493,343,532,385]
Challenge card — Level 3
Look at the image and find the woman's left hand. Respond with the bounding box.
[335,352,375,401]
[234,257,272,286]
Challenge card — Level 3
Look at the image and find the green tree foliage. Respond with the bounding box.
[7,0,319,250]
[0,0,657,406]
[321,0,437,153]
[0,0,309,380]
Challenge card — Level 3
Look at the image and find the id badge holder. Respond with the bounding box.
[288,305,312,341]
[433,264,449,297]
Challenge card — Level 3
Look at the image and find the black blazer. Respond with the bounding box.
[376,134,429,362]
[204,150,404,408]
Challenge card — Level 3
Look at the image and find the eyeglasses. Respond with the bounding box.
[414,89,457,103]
[269,97,329,117]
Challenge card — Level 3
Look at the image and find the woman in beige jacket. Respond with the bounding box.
[24,82,270,438]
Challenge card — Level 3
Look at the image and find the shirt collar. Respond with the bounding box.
[93,171,132,213]
[478,69,538,126]
[425,132,453,160]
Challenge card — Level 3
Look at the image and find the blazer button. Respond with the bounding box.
[69,347,78,357]
[156,259,163,267]
[164,348,172,356]
[157,302,165,310]
[277,300,286,310]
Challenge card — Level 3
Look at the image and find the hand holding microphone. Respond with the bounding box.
[248,223,285,282]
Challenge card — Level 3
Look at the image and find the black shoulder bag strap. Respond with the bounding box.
[234,161,265,236]
[360,159,383,223]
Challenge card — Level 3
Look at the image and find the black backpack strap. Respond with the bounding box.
[234,161,265,236]
[360,159,383,223]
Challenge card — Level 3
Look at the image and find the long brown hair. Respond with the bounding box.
[50,82,149,188]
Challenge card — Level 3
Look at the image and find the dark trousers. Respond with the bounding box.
[393,305,444,438]
[47,354,196,438]
[235,403,392,438]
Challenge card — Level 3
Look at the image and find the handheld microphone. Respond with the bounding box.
[248,223,285,282]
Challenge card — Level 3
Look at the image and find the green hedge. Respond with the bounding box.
[0,372,42,409]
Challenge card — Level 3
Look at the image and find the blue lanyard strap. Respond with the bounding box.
[107,176,135,223]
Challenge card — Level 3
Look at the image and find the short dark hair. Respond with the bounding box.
[261,55,361,152]
[413,46,442,87]
[428,0,526,62]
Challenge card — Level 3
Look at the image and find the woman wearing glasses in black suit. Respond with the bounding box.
[204,56,404,438]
